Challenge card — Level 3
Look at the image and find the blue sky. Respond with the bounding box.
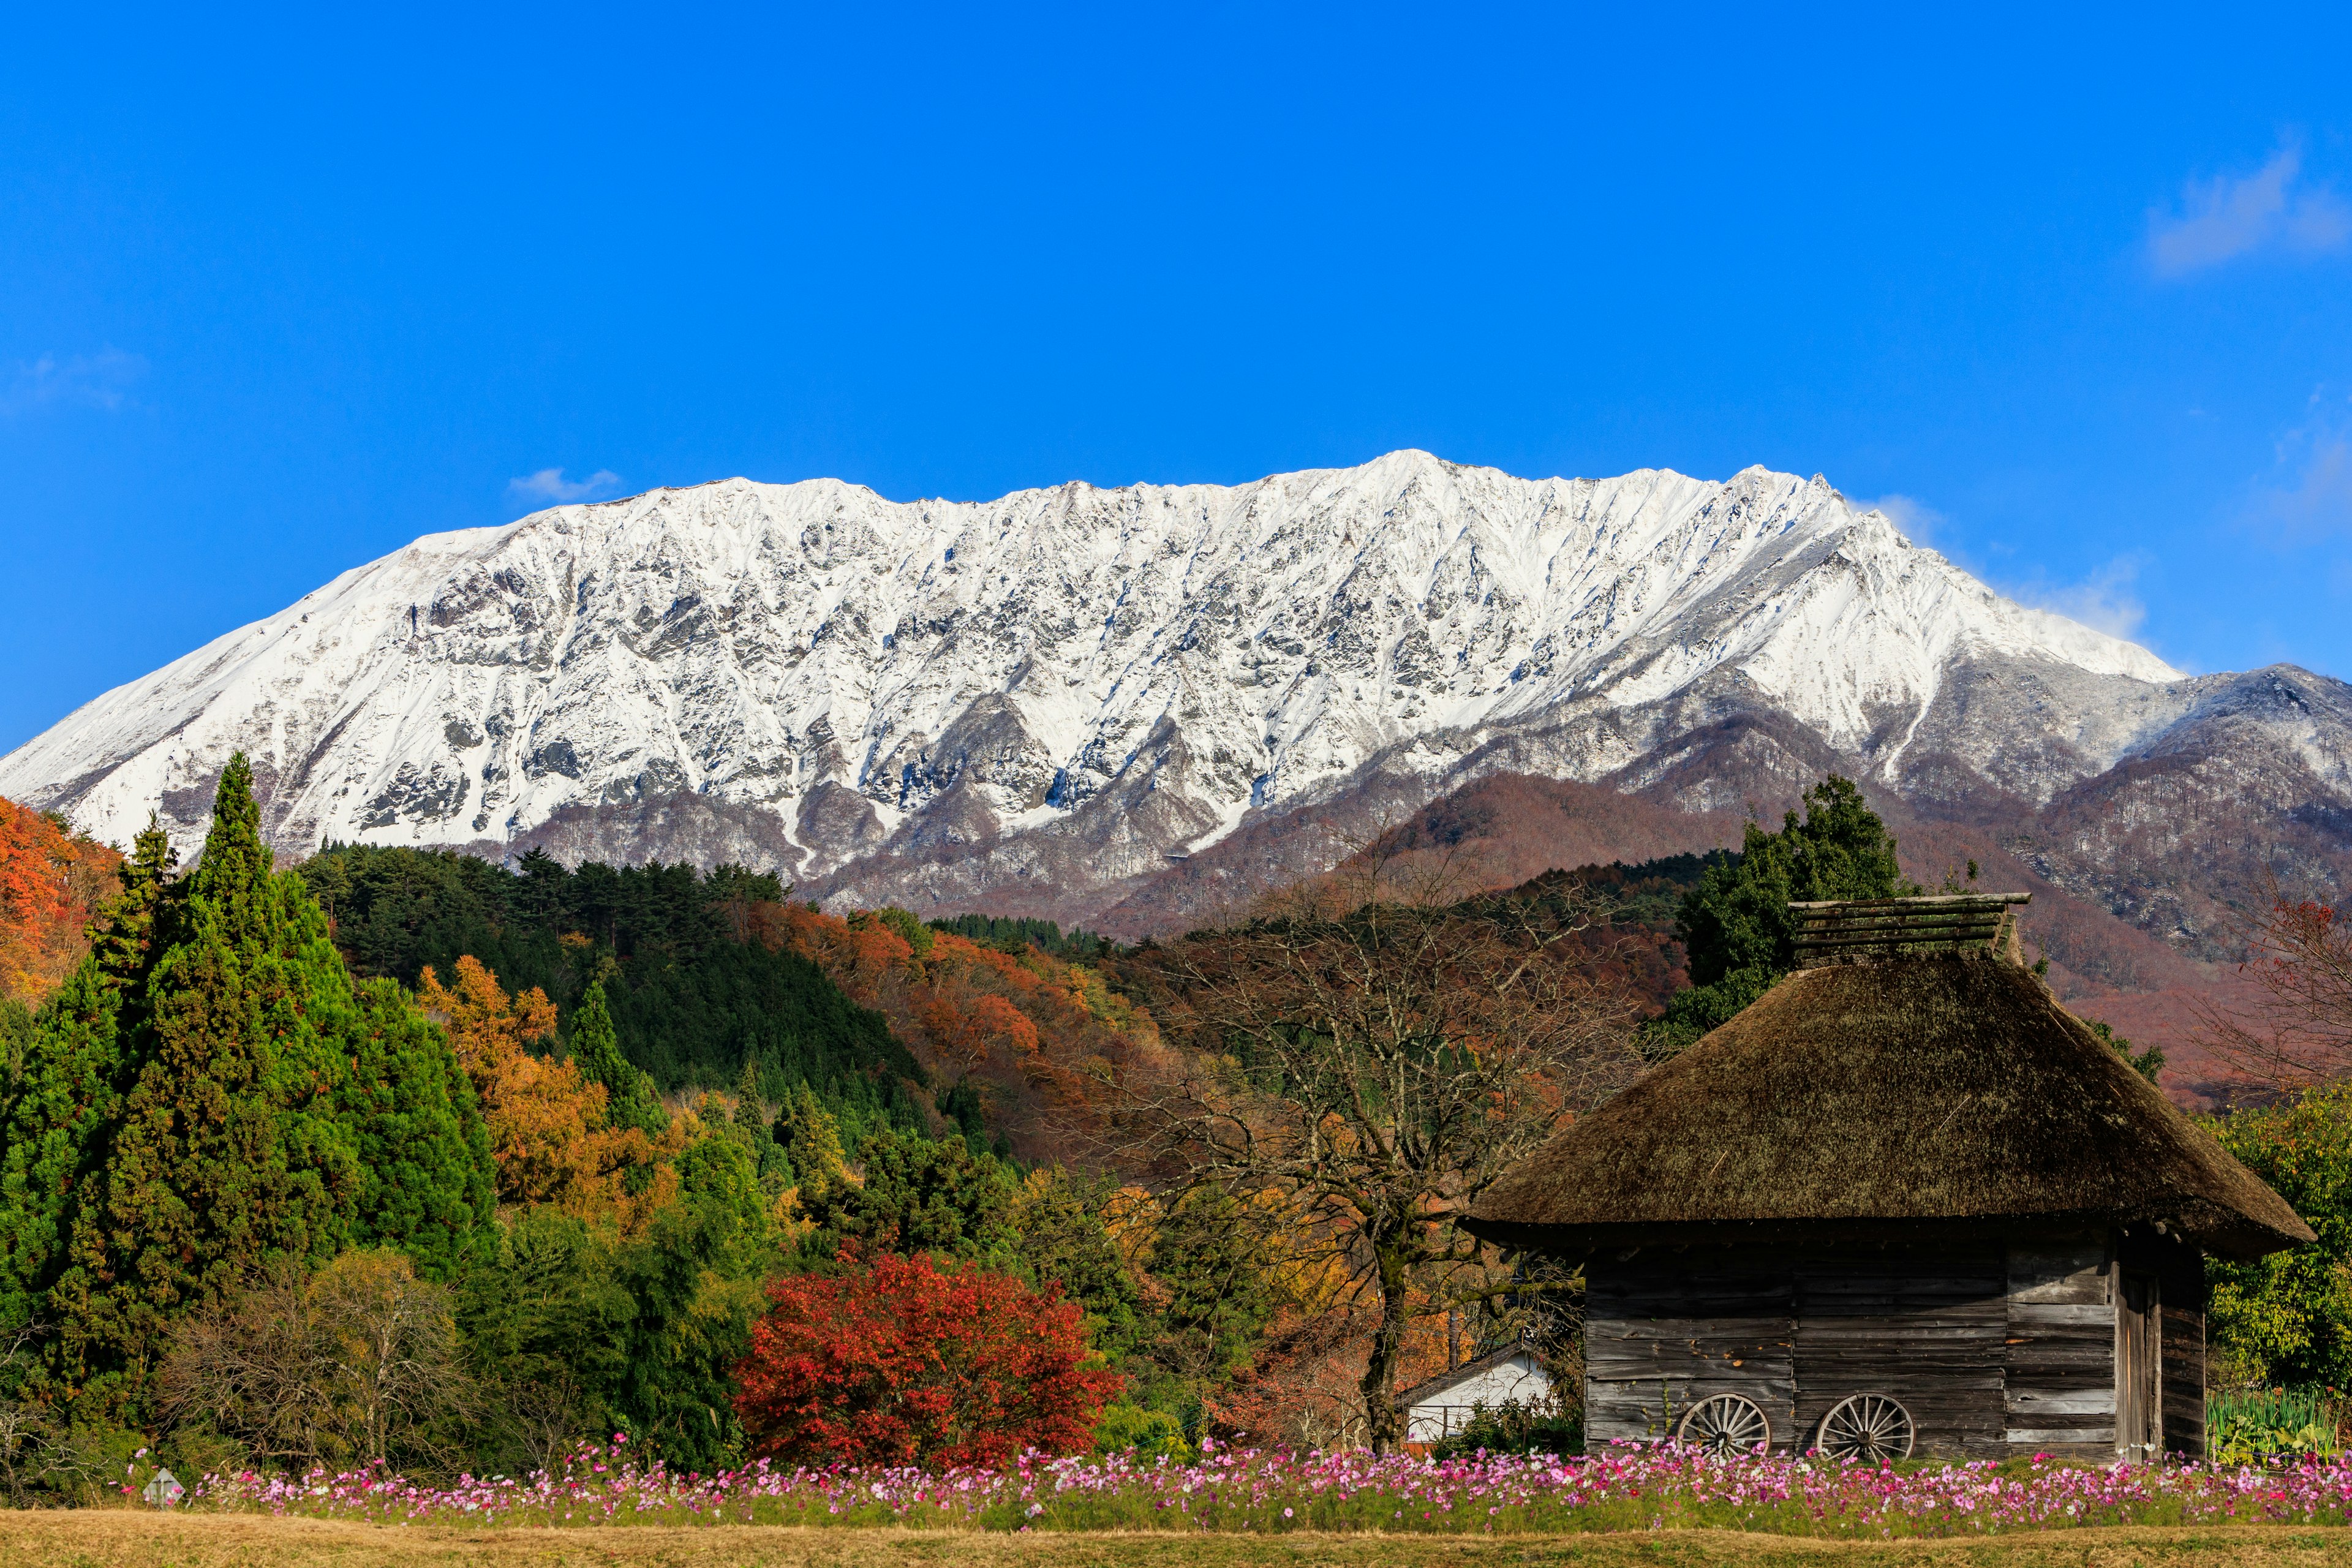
[4,4,2350,751]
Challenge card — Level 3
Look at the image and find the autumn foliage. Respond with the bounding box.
[753,905,1164,1163]
[732,1249,1123,1468]
[0,796,121,1006]
[417,956,660,1215]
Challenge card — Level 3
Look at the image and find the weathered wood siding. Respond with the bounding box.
[1585,1250,1794,1445]
[1586,1245,2007,1455]
[1584,1231,2201,1460]
[2003,1235,2114,1460]
[1793,1246,2007,1457]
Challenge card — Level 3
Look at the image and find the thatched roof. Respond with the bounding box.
[1464,952,2312,1260]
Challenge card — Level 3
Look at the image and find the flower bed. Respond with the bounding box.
[185,1439,2352,1537]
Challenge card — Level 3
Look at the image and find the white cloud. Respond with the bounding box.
[507,467,623,506]
[2244,391,2352,537]
[2010,558,2148,640]
[0,349,148,415]
[2148,139,2351,276]
[1860,492,1947,546]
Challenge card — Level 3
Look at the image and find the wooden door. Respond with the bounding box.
[2116,1271,2160,1460]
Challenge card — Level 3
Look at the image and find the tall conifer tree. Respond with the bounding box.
[0,756,495,1406]
[0,821,175,1354]
[568,973,664,1136]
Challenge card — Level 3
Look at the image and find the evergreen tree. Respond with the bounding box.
[732,1055,767,1133]
[339,976,498,1276]
[1144,1189,1276,1385]
[1650,776,1915,1052]
[586,1132,774,1468]
[772,1082,844,1195]
[567,972,665,1136]
[800,1128,1016,1266]
[1010,1168,1145,1362]
[0,823,172,1355]
[66,755,369,1391]
[0,756,497,1406]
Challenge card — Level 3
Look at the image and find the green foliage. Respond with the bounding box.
[1144,1189,1276,1384]
[1651,777,1914,1053]
[1011,1169,1147,1362]
[870,907,933,958]
[929,913,1116,959]
[589,1133,775,1469]
[1427,1396,1584,1460]
[1563,851,1742,932]
[0,997,32,1090]
[2207,1385,2342,1463]
[1091,1400,1189,1458]
[801,1128,1018,1266]
[298,843,924,1122]
[2207,1085,2352,1389]
[0,821,178,1375]
[455,1205,603,1465]
[2082,1017,2166,1085]
[732,1057,767,1132]
[772,1082,844,1195]
[453,1137,778,1474]
[339,975,498,1276]
[568,974,666,1136]
[0,756,495,1411]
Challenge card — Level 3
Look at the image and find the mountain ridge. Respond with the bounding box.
[2,451,2343,994]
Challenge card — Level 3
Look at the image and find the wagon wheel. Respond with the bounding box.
[1817,1394,1915,1461]
[1676,1393,1771,1453]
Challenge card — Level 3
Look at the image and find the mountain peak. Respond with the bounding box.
[0,456,2207,903]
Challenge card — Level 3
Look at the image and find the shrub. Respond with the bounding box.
[733,1250,1123,1469]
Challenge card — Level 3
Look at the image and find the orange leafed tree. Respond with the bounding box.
[417,956,657,1212]
[753,903,1166,1164]
[0,796,123,1006]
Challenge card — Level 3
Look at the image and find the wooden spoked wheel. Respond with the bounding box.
[1676,1393,1771,1453]
[1817,1394,1915,1461]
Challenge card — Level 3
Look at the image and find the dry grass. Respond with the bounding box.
[5,1515,2352,1568]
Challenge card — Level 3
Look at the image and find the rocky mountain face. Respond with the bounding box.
[4,451,2348,987]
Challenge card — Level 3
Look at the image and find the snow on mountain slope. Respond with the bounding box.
[0,451,2192,895]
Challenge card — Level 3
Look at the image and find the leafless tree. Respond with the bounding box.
[160,1249,475,1469]
[495,1371,589,1474]
[158,1261,336,1466]
[0,1326,58,1504]
[1114,842,1642,1451]
[2194,892,2352,1091]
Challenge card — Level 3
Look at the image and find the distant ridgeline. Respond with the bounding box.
[300,845,924,1135]
[925,912,1115,959]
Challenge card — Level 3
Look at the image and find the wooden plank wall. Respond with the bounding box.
[1585,1235,2160,1460]
[2002,1236,2114,1460]
[1584,1250,1794,1446]
[1586,1246,2010,1455]
[1792,1245,2007,1457]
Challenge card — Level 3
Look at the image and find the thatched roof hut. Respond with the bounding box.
[1462,895,2311,1462]
[1468,952,2308,1259]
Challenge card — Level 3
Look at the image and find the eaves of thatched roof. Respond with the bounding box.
[1463,953,2311,1261]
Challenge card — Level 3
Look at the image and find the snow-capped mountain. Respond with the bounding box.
[0,451,2330,934]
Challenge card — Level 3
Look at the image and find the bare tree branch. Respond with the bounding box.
[2194,886,2352,1092]
[1106,840,1640,1450]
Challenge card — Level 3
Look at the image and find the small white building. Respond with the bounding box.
[1400,1346,1553,1443]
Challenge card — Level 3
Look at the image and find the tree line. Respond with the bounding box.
[2,760,2306,1488]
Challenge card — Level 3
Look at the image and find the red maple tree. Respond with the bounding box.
[732,1250,1123,1469]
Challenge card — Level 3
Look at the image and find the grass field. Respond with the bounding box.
[7,1516,2352,1568]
